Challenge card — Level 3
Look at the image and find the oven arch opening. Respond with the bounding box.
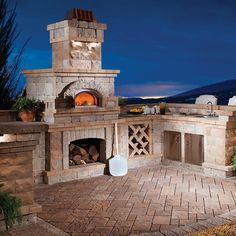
[74,89,101,107]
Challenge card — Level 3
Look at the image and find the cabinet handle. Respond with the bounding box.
[176,135,180,144]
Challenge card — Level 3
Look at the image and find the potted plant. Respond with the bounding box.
[12,97,41,122]
[0,183,22,231]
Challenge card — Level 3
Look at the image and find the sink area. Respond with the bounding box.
[193,114,218,118]
[172,113,218,118]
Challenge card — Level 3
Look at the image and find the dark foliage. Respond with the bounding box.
[0,0,26,109]
[0,183,22,231]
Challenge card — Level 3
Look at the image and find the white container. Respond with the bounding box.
[154,105,160,114]
[143,106,150,115]
[150,107,155,114]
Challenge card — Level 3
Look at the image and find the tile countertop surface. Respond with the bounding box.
[119,113,226,124]
[0,111,232,133]
[0,122,48,134]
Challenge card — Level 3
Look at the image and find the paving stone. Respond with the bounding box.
[153,215,171,225]
[229,209,236,217]
[187,221,209,231]
[169,227,189,236]
[205,216,231,225]
[193,220,214,229]
[6,165,236,235]
[135,232,165,236]
[178,225,197,233]
[110,226,131,235]
[220,213,236,221]
[161,229,179,236]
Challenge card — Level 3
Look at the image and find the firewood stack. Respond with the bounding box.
[69,143,99,166]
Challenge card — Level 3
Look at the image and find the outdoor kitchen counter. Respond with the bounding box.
[44,112,233,133]
[119,112,236,178]
[119,113,229,125]
[0,121,48,134]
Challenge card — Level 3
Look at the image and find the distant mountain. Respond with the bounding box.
[176,79,236,97]
[125,79,236,105]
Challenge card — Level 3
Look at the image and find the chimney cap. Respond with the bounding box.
[65,8,96,22]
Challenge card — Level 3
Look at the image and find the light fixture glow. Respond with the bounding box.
[0,134,5,143]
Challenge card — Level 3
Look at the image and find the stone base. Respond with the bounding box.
[43,163,107,184]
[128,156,161,169]
[43,156,162,185]
[162,159,204,173]
[162,160,236,178]
[202,162,236,178]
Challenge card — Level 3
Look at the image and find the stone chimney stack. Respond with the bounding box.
[47,9,107,71]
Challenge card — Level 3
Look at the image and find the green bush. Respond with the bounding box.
[231,154,236,166]
[118,97,128,106]
[0,185,22,230]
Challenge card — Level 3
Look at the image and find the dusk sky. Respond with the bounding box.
[10,0,236,97]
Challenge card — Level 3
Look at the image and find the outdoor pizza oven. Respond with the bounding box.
[24,8,120,123]
[23,9,121,184]
[74,89,100,107]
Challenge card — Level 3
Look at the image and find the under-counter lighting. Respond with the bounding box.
[0,134,5,143]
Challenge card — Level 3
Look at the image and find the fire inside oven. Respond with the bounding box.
[75,91,97,106]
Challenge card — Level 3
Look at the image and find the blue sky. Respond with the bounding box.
[10,0,236,97]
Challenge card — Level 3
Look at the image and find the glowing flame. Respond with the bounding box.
[75,92,97,106]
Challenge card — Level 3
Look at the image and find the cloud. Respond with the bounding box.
[116,81,192,97]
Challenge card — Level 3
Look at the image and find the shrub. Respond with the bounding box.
[0,184,22,230]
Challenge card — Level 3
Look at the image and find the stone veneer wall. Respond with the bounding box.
[24,70,120,123]
[1,103,236,188]
[1,133,46,184]
[0,123,47,225]
[25,70,118,102]
[47,19,107,71]
[24,16,120,124]
[43,119,162,184]
[3,108,231,185]
[121,103,236,177]
[0,111,16,122]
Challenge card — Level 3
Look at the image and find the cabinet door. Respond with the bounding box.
[185,133,204,165]
[164,131,181,161]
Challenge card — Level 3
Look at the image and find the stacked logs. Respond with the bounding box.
[69,143,99,166]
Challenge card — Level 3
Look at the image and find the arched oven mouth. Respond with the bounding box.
[74,89,100,107]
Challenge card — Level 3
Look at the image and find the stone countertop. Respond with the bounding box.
[0,111,228,133]
[119,113,229,125]
[0,122,48,134]
[45,112,231,132]
[0,112,230,134]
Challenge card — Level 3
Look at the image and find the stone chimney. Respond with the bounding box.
[47,9,107,71]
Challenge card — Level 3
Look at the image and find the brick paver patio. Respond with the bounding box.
[33,165,236,235]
